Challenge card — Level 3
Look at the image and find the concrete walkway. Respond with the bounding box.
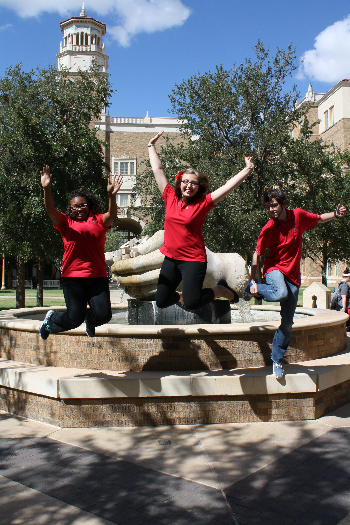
[2,403,350,524]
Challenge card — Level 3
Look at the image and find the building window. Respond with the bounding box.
[114,159,136,175]
[324,110,329,130]
[119,194,129,207]
[120,162,129,175]
[329,105,334,126]
[119,230,137,243]
[327,262,337,277]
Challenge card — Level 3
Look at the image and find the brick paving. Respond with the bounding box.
[2,426,350,524]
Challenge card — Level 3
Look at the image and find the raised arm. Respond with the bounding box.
[341,291,348,312]
[317,204,347,224]
[103,174,123,228]
[40,165,62,226]
[210,156,254,205]
[148,130,168,194]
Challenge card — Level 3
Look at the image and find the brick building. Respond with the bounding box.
[294,81,350,149]
[294,82,350,285]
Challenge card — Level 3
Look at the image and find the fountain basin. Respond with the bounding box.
[0,305,347,372]
[0,306,348,427]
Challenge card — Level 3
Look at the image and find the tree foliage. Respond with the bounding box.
[284,128,350,283]
[104,228,122,253]
[135,42,350,284]
[135,42,305,257]
[0,61,112,305]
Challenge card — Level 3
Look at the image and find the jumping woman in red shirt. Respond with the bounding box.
[39,165,122,339]
[148,130,254,310]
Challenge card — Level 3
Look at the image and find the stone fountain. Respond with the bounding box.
[0,231,348,428]
[106,230,248,325]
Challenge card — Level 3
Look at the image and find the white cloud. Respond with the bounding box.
[298,16,350,83]
[0,0,191,46]
[0,23,13,30]
[0,0,117,17]
[109,0,191,46]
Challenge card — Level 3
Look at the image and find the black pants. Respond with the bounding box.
[49,277,112,333]
[155,257,215,310]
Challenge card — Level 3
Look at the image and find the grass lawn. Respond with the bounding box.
[0,285,331,310]
[0,289,65,310]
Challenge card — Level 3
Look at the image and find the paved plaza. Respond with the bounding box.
[1,288,350,524]
[2,401,350,524]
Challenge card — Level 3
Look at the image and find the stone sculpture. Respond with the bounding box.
[106,230,248,300]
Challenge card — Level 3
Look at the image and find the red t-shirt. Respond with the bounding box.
[54,212,108,278]
[256,208,320,286]
[159,183,215,262]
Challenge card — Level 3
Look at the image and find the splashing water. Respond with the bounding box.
[235,299,254,323]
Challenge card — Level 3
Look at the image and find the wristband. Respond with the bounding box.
[334,210,338,218]
[148,144,155,147]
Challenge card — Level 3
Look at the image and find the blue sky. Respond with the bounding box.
[1,0,350,118]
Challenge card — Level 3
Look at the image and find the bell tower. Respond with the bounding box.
[56,3,109,77]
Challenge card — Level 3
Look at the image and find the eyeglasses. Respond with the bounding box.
[71,203,88,210]
[181,179,199,187]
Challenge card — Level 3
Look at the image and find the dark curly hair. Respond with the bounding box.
[66,188,102,219]
[261,188,287,206]
[174,169,210,203]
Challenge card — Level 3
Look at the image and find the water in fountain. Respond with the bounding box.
[235,299,254,323]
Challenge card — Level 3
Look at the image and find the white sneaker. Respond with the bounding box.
[273,361,284,378]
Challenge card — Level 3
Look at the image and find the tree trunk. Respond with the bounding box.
[321,247,328,287]
[36,255,44,307]
[254,262,263,305]
[16,255,25,308]
[7,264,13,289]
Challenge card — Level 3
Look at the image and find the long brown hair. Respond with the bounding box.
[175,169,210,202]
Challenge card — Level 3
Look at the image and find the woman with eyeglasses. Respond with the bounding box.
[148,130,254,310]
[39,165,122,340]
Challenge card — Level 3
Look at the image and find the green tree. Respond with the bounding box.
[135,42,305,258]
[0,62,112,307]
[284,128,350,285]
[104,228,122,253]
[135,42,350,286]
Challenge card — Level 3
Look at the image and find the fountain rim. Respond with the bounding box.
[0,305,347,336]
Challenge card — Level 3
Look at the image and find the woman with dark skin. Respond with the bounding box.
[39,165,122,339]
[148,130,254,310]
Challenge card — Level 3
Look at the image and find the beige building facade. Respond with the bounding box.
[295,80,350,150]
[296,82,350,286]
[95,115,181,242]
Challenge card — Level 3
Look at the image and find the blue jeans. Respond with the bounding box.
[256,270,299,364]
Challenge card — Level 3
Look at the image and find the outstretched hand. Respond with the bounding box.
[107,174,123,196]
[148,130,164,145]
[40,165,52,189]
[244,156,254,170]
[336,204,346,217]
